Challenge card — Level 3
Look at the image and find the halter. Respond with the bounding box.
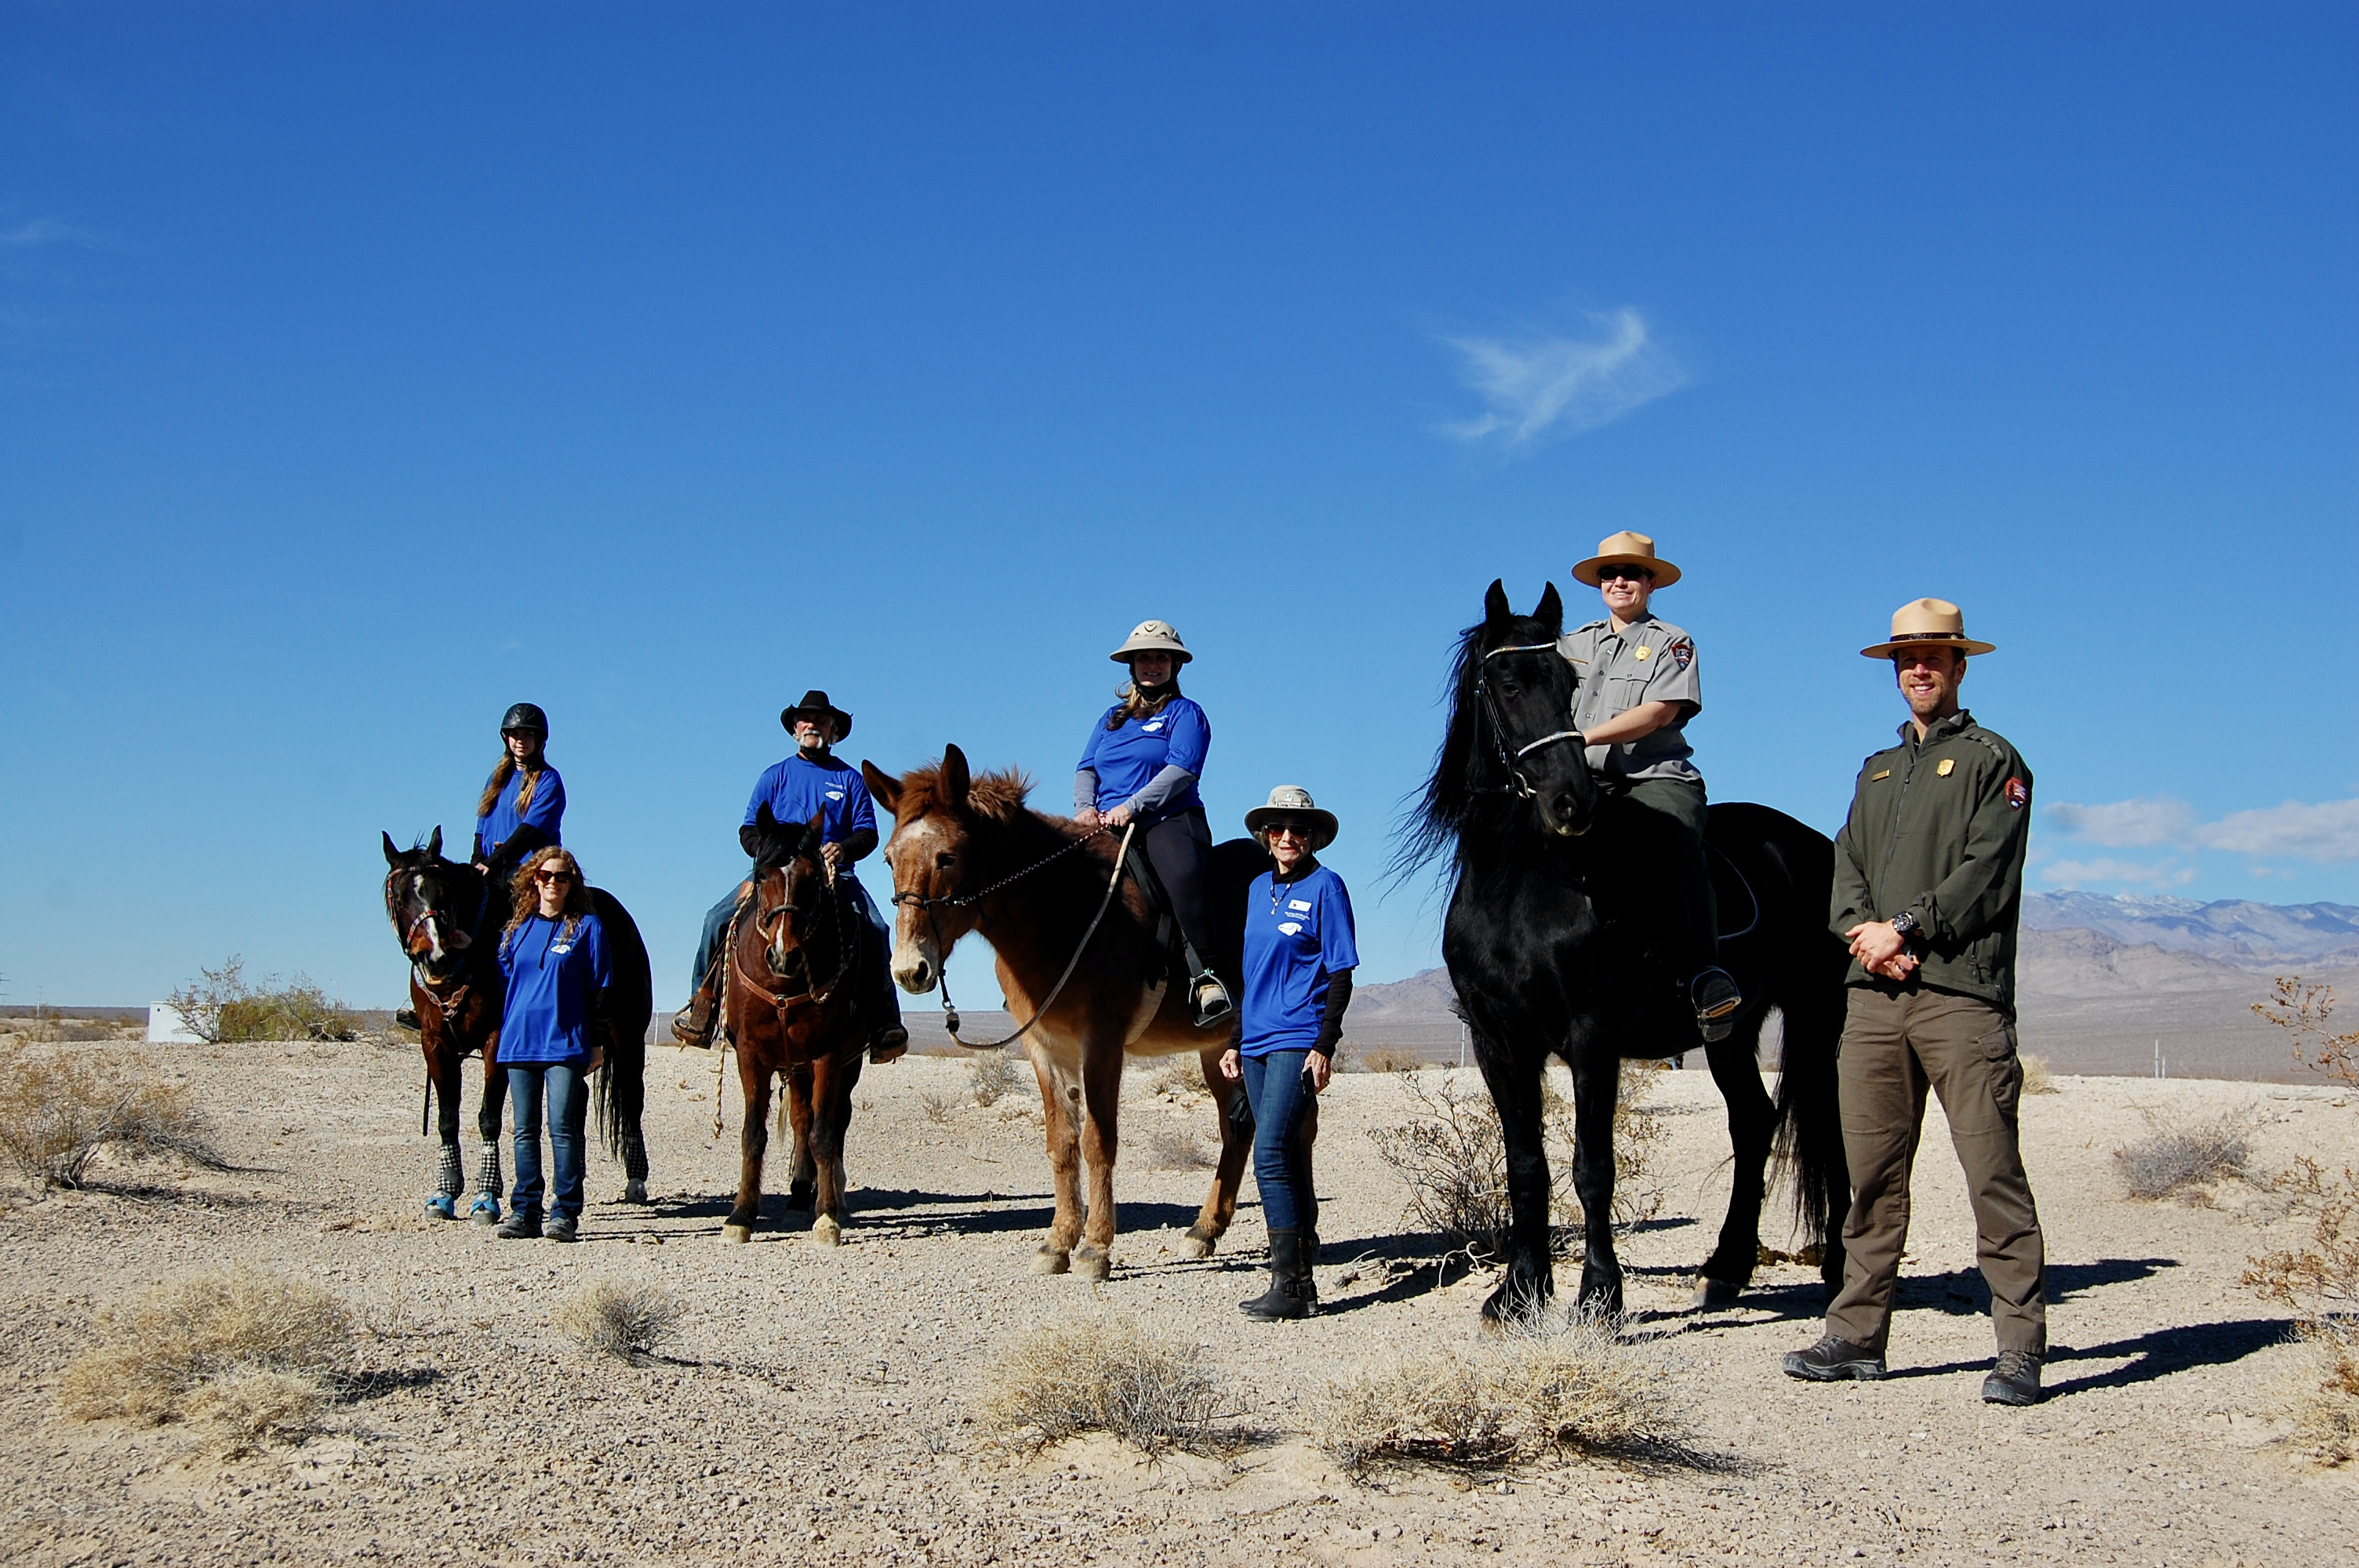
[742,862,856,1011]
[1470,639,1587,800]
[402,874,496,1025]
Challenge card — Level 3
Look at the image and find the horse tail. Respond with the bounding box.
[1769,924,1853,1254]
[587,884,655,1164]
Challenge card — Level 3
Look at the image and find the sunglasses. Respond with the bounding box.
[534,869,576,884]
[1263,822,1317,840]
[1595,564,1655,583]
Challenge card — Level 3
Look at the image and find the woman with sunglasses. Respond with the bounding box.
[1220,786,1357,1320]
[1074,620,1232,1026]
[494,846,610,1242]
[1560,531,1743,1042]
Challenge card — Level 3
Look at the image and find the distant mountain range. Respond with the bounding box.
[2020,892,2359,970]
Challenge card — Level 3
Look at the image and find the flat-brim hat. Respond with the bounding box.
[1109,619,1192,665]
[780,689,854,739]
[1570,530,1682,589]
[1860,598,1996,659]
[1244,784,1339,850]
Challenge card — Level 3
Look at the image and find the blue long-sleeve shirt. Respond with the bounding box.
[476,766,565,864]
[1074,698,1209,822]
[497,912,610,1065]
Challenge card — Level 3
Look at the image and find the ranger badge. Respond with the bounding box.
[1634,645,1651,661]
[1936,757,1956,777]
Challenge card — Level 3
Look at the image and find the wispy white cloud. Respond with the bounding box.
[2045,793,2359,863]
[0,217,92,249]
[2039,858,2198,888]
[1437,307,1683,451]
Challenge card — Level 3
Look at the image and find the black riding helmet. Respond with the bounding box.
[500,702,550,737]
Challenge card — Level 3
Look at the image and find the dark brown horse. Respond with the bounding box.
[718,804,869,1245]
[863,747,1273,1281]
[381,829,656,1221]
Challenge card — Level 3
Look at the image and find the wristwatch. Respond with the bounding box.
[1888,910,1920,942]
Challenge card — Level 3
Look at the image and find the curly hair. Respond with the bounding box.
[505,845,591,940]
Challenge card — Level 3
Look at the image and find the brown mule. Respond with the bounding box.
[863,746,1274,1282]
[719,804,867,1246]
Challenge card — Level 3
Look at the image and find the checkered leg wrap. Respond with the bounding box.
[435,1145,463,1198]
[474,1145,503,1200]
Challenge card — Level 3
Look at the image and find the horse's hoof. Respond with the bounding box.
[1072,1245,1111,1282]
[467,1196,502,1225]
[1183,1232,1216,1261]
[623,1179,649,1205]
[722,1223,752,1245]
[1031,1244,1071,1276]
[423,1194,457,1221]
[811,1215,842,1247]
[1692,1276,1744,1309]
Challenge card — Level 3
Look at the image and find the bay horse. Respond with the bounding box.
[1397,582,1851,1322]
[380,829,656,1220]
[863,749,1270,1281]
[717,804,869,1245]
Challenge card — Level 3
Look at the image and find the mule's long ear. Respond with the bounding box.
[383,831,402,867]
[1484,579,1512,626]
[1533,582,1564,635]
[861,760,901,816]
[426,826,443,861]
[942,743,971,807]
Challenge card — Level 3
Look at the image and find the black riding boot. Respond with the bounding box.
[1240,1229,1312,1320]
[671,975,718,1049]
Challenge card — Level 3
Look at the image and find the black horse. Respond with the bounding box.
[381,829,656,1219]
[1399,581,1851,1321]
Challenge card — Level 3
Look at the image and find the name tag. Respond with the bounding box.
[1289,899,1313,913]
[1870,770,1891,781]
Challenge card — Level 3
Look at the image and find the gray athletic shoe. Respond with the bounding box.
[1782,1334,1886,1381]
[1981,1349,2042,1406]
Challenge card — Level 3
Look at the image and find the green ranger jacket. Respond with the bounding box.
[1830,710,2034,1014]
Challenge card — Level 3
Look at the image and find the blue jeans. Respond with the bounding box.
[1240,1049,1316,1232]
[693,866,891,989]
[509,1062,588,1222]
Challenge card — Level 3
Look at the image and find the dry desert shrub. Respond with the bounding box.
[553,1276,681,1363]
[2019,1054,2059,1095]
[58,1269,354,1449]
[976,1312,1223,1457]
[1359,1047,1423,1074]
[969,1048,1025,1107]
[1143,1054,1209,1099]
[1371,1065,1668,1260]
[165,955,356,1044]
[918,1089,960,1124]
[2114,1110,2254,1200]
[0,1040,230,1189]
[1304,1312,1685,1475]
[2281,1317,2359,1464]
[1130,1125,1211,1171]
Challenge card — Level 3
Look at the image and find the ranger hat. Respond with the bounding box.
[1244,784,1339,851]
[1860,598,1996,659]
[780,689,854,740]
[1570,530,1683,589]
[1109,619,1193,665]
[499,702,549,736]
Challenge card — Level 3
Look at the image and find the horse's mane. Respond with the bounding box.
[1391,608,1574,880]
[894,760,1045,826]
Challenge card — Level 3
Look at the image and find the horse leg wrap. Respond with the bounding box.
[436,1145,463,1197]
[623,1134,649,1183]
[469,1146,504,1222]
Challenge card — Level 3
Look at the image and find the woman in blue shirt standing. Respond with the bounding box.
[495,845,611,1243]
[1220,785,1358,1320]
[473,702,566,891]
[1074,621,1232,1026]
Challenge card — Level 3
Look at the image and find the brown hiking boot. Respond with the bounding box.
[670,990,716,1049]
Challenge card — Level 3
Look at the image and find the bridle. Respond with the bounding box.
[1470,639,1587,800]
[398,873,496,1026]
[889,820,1134,1050]
[736,861,856,1013]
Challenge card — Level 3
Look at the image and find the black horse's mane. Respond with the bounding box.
[1392,610,1576,880]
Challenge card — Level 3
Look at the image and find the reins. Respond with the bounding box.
[1469,639,1587,799]
[893,822,1136,1051]
[402,873,499,1138]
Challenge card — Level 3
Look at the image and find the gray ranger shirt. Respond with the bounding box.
[1557,613,1703,782]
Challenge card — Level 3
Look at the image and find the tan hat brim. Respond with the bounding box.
[1110,641,1192,664]
[1244,807,1339,848]
[1571,553,1681,589]
[1860,636,1996,659]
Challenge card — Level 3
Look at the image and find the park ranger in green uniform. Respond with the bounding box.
[1558,531,1743,1040]
[1783,597,2048,1407]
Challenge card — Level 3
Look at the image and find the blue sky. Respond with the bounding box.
[2,3,2354,1007]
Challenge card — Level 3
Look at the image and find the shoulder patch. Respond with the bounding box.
[1670,637,1692,670]
[2005,777,2029,811]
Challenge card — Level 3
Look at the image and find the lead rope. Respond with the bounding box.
[712,896,744,1140]
[932,823,1136,1051]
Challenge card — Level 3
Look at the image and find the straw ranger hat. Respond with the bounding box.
[1859,598,1995,659]
[1109,619,1192,665]
[1244,785,1339,851]
[779,688,854,739]
[1570,531,1682,588]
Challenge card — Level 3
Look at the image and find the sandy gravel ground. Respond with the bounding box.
[2,1036,2354,1566]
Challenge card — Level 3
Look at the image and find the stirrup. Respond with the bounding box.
[1692,967,1743,1044]
[1190,971,1234,1029]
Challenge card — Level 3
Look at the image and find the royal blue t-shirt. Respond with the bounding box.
[743,753,878,845]
[1076,697,1209,818]
[476,766,565,862]
[497,912,611,1065]
[1240,864,1359,1057]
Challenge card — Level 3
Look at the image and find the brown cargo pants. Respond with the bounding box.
[1825,984,2047,1356]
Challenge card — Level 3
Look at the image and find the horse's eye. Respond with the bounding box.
[936,852,957,872]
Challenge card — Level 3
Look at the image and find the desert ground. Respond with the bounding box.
[2,1031,2355,1567]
